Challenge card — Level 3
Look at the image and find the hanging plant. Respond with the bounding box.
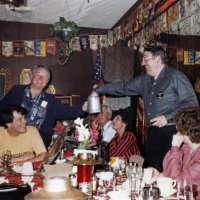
[49,17,79,65]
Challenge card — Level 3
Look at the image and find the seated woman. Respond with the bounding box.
[163,106,200,195]
[109,109,140,160]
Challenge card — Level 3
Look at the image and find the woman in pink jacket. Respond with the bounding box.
[163,106,200,196]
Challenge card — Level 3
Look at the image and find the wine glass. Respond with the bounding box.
[1,150,12,174]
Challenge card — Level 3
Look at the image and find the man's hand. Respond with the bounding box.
[150,115,167,128]
[82,101,88,112]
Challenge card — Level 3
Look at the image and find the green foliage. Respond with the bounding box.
[49,17,79,43]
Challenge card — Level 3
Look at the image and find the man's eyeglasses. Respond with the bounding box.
[142,56,154,62]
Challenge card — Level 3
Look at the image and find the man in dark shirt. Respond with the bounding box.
[0,65,87,148]
[91,45,199,171]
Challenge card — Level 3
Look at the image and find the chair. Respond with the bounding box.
[129,155,144,167]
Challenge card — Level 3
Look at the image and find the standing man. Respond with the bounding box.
[91,45,199,171]
[97,105,116,143]
[0,65,87,148]
[0,105,46,165]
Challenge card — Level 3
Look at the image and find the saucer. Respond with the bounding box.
[161,188,177,198]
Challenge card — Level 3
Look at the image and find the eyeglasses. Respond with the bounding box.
[142,56,154,62]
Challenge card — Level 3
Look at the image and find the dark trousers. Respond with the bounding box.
[145,125,177,172]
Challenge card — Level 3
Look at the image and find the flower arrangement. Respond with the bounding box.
[53,118,99,150]
[74,118,99,149]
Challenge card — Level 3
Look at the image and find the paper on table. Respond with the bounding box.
[44,163,73,178]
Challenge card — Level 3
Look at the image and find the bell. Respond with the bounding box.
[87,96,101,114]
[24,177,84,200]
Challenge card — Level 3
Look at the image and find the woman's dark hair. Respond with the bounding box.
[144,45,168,64]
[112,108,133,131]
[0,105,27,128]
[174,106,200,143]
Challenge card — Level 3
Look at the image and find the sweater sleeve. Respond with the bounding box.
[163,145,200,182]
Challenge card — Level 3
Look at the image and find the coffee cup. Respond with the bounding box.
[143,167,153,184]
[157,177,176,197]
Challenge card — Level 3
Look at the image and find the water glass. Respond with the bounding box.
[183,179,194,200]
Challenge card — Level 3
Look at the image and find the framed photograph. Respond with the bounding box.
[20,68,32,85]
[0,68,12,100]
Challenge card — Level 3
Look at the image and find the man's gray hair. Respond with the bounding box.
[102,104,112,118]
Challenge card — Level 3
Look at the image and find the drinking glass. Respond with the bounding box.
[183,179,194,200]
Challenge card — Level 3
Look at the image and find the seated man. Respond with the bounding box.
[0,105,47,165]
[97,105,116,143]
[109,109,140,160]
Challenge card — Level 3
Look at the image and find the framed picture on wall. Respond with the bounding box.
[20,69,32,85]
[0,68,12,100]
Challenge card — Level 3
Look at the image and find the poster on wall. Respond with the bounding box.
[24,41,35,56]
[2,41,13,57]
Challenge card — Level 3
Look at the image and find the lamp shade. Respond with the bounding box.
[25,177,84,200]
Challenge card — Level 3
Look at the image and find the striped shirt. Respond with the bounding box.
[109,131,140,160]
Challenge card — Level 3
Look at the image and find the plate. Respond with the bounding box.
[161,188,177,198]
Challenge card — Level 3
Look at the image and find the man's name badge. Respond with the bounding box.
[156,92,164,99]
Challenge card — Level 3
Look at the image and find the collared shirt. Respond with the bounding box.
[109,131,140,160]
[96,65,199,123]
[21,86,47,129]
[102,120,116,142]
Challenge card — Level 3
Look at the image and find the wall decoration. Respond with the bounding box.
[108,31,113,47]
[195,51,200,65]
[89,35,98,51]
[24,40,35,56]
[0,68,12,100]
[13,41,24,57]
[20,68,32,85]
[70,37,81,51]
[2,41,13,57]
[176,48,184,62]
[79,35,89,50]
[99,35,108,48]
[46,39,56,55]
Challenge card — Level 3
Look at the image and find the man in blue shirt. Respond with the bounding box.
[91,45,199,171]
